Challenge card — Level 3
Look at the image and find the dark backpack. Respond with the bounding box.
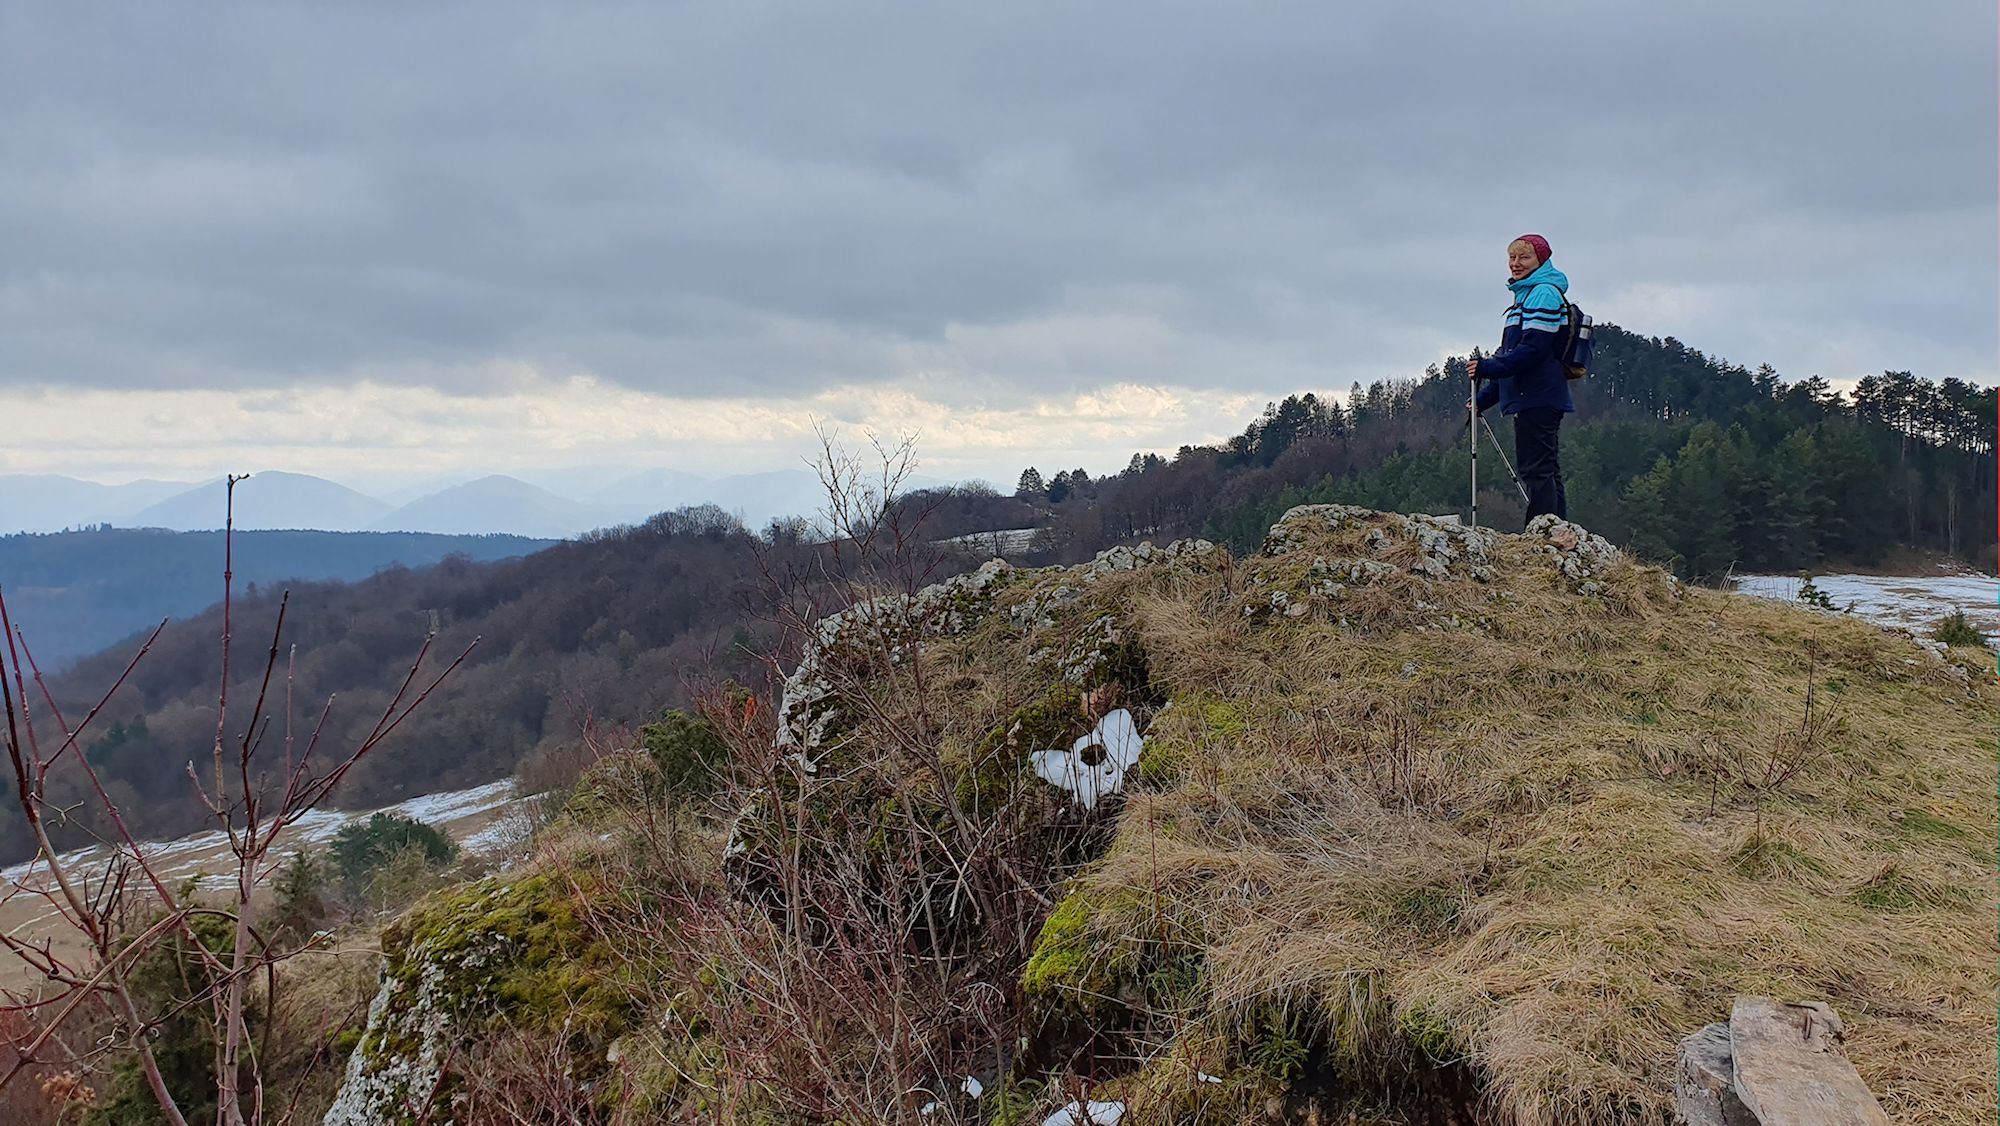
[1558,299,1594,380]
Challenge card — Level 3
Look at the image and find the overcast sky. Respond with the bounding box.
[1,2,1993,492]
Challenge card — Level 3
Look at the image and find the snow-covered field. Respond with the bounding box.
[0,777,536,980]
[1,778,523,894]
[1732,571,1999,636]
[940,527,1040,556]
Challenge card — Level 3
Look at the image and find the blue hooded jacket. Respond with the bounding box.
[1474,260,1575,416]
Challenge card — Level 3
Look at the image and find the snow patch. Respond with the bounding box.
[1733,572,1999,636]
[2,778,521,889]
[379,778,518,826]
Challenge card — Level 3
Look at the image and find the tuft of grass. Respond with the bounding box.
[1849,863,1974,912]
[1387,884,1465,936]
[1397,1002,1466,1064]
[1729,832,1827,881]
[1899,808,1970,840]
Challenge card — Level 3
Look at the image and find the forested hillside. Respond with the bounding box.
[1012,326,1995,579]
[10,508,765,861]
[0,527,557,668]
[7,327,1989,863]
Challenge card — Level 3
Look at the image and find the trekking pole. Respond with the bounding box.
[1468,385,1479,529]
[1479,414,1532,503]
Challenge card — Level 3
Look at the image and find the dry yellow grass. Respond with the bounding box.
[399,507,1990,1124]
[952,508,1997,1124]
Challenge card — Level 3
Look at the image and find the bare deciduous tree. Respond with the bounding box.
[0,477,474,1125]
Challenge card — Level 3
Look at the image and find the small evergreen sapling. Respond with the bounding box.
[329,812,457,889]
[1933,610,1989,648]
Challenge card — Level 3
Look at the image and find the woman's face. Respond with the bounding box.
[1508,240,1541,280]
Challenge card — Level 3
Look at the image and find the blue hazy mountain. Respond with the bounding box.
[5,466,958,539]
[0,475,195,533]
[370,475,611,538]
[131,471,393,532]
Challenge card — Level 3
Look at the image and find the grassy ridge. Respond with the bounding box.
[334,506,1996,1123]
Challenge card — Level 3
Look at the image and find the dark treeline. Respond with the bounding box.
[1008,326,1995,578]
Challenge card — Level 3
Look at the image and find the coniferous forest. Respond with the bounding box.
[6,325,1990,863]
[1033,325,1994,579]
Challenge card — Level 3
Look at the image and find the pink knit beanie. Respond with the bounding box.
[1514,233,1552,264]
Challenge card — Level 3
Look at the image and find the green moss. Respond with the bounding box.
[398,873,633,1040]
[1020,886,1140,1012]
[340,870,647,1122]
[1197,698,1248,740]
[956,684,1085,813]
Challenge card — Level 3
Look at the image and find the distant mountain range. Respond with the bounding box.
[0,466,926,538]
[373,476,599,539]
[0,475,194,533]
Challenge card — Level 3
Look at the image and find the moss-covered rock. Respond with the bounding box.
[1021,886,1143,1012]
[722,543,1207,954]
[322,874,629,1124]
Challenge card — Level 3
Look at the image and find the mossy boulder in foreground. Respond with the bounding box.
[323,873,627,1125]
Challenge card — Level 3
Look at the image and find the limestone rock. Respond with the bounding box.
[1729,996,1889,1126]
[1526,513,1620,590]
[1675,1022,1757,1126]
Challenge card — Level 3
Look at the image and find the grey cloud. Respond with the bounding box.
[0,1,1991,400]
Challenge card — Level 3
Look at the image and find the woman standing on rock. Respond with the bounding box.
[1468,234,1573,524]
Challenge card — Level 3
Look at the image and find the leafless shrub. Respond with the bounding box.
[452,1021,629,1126]
[517,430,1062,1123]
[0,476,474,1125]
[1688,637,1846,834]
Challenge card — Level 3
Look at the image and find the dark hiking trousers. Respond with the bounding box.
[1514,407,1567,524]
